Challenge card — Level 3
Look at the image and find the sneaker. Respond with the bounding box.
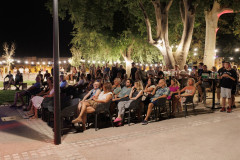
[113,117,122,123]
[227,107,232,113]
[141,120,148,125]
[220,107,226,112]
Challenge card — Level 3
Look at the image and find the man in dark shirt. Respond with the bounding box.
[130,62,137,81]
[216,61,225,104]
[197,62,204,77]
[119,65,126,79]
[9,76,42,108]
[3,71,14,90]
[111,63,119,81]
[14,70,23,90]
[220,62,237,113]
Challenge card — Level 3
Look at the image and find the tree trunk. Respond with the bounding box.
[121,41,134,78]
[174,0,196,69]
[203,1,233,68]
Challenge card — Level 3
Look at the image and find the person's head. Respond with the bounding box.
[120,65,123,69]
[174,65,179,70]
[233,65,237,70]
[222,61,225,68]
[9,71,11,74]
[171,78,180,87]
[211,66,217,72]
[80,73,85,79]
[148,74,154,79]
[224,61,231,69]
[203,65,208,71]
[158,79,166,88]
[105,63,108,67]
[36,76,41,82]
[114,78,121,86]
[125,79,133,87]
[132,62,135,67]
[104,74,109,80]
[46,70,48,73]
[116,63,119,68]
[60,75,64,81]
[87,74,91,81]
[103,82,112,92]
[142,65,146,70]
[192,66,197,71]
[184,64,188,70]
[38,71,41,74]
[47,77,53,85]
[116,72,122,78]
[147,78,155,86]
[17,70,20,74]
[93,81,100,89]
[187,78,195,86]
[198,63,204,69]
[134,81,143,91]
[149,66,152,70]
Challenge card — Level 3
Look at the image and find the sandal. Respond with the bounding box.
[113,117,122,123]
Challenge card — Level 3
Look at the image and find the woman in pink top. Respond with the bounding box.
[168,78,180,117]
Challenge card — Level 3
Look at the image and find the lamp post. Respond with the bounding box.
[53,0,61,145]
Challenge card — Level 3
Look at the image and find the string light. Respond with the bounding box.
[194,48,198,51]
[25,61,28,64]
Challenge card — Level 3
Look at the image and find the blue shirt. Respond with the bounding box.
[118,87,131,98]
[151,87,169,102]
[60,80,68,88]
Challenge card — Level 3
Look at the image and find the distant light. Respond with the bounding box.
[48,61,51,65]
[109,61,112,65]
[214,49,218,53]
[114,61,117,64]
[235,48,239,52]
[92,61,96,64]
[68,59,71,63]
[155,64,158,67]
[31,62,34,65]
[37,62,40,65]
[0,62,2,65]
[25,61,28,64]
[194,48,198,51]
[171,45,174,48]
[59,61,62,64]
[140,64,142,66]
[102,61,105,64]
[63,60,66,64]
[194,53,197,56]
[136,63,139,65]
[42,62,46,65]
[88,60,90,63]
[98,61,101,64]
[230,57,233,60]
[17,60,21,63]
[146,64,149,66]
[176,45,179,48]
[150,64,153,67]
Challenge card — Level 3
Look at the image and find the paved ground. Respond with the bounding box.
[0,95,240,160]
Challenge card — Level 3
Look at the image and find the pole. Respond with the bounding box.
[53,0,61,145]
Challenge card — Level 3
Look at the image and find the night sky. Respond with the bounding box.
[0,0,73,58]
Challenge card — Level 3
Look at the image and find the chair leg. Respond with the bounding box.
[108,111,114,128]
[95,113,98,131]
[128,109,130,126]
[185,104,187,118]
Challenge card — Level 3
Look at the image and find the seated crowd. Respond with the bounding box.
[7,60,240,132]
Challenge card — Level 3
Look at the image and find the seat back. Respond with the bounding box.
[184,95,194,104]
[95,100,112,113]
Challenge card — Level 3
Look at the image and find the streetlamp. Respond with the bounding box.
[53,0,61,145]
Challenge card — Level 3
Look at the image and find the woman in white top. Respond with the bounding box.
[27,77,54,119]
[72,82,113,131]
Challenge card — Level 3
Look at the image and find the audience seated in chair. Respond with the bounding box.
[26,77,54,119]
[142,79,169,125]
[72,82,113,131]
[114,81,143,126]
[3,71,14,90]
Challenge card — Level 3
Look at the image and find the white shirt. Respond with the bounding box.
[98,92,112,101]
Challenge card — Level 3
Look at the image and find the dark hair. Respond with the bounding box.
[193,66,197,70]
[199,63,204,66]
[127,79,133,85]
[148,78,155,85]
[86,74,91,81]
[224,61,230,64]
[48,77,53,84]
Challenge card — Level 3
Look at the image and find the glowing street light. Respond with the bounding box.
[230,57,233,60]
[194,53,198,56]
[214,49,218,53]
[17,60,21,63]
[235,48,239,52]
[194,48,198,51]
[42,62,46,65]
[31,62,34,65]
[63,60,66,64]
[25,61,28,64]
[37,62,40,65]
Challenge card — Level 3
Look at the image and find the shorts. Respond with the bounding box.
[151,100,158,106]
[87,100,100,109]
[221,87,231,98]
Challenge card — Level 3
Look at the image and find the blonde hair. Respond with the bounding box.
[171,78,180,87]
[187,78,195,86]
[134,81,143,91]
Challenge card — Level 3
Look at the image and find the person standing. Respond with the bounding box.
[220,62,237,113]
[217,61,225,105]
[111,63,119,81]
[130,62,137,82]
[119,65,126,79]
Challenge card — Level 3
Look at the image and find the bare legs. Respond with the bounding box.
[144,103,154,121]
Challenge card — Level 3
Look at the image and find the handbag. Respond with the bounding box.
[141,92,149,101]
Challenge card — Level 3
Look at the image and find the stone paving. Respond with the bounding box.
[0,97,240,159]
